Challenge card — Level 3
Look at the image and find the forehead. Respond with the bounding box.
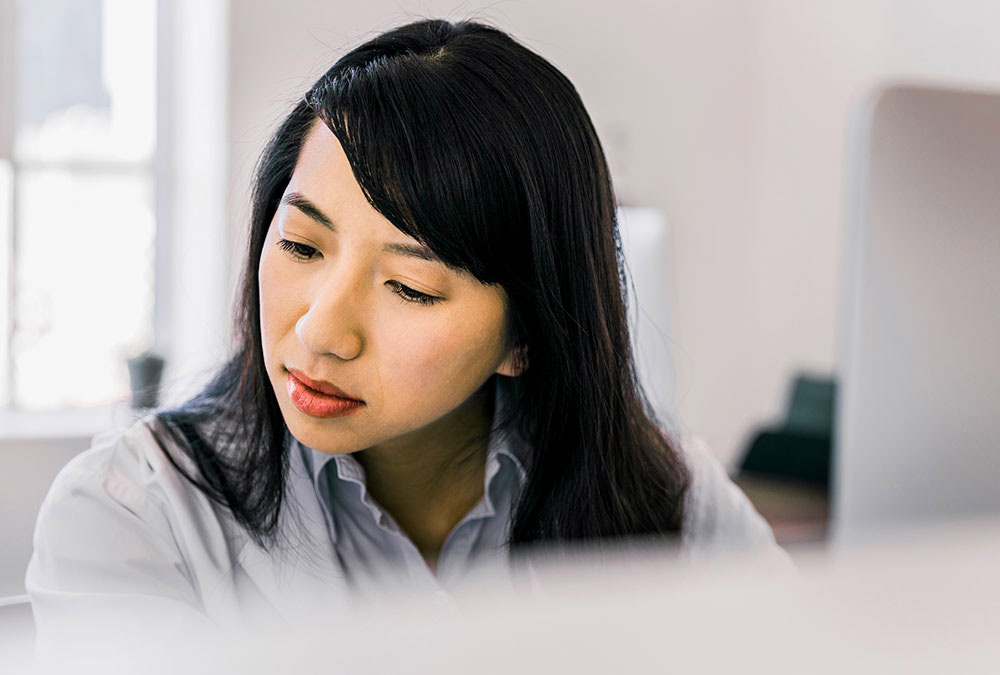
[289,120,371,212]
[281,119,473,277]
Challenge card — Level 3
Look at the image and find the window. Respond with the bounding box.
[0,0,158,411]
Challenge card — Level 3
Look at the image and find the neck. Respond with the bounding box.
[354,380,496,556]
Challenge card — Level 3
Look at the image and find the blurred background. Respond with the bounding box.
[2,0,1000,601]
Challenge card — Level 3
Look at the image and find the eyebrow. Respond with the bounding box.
[281,191,445,265]
[282,192,333,229]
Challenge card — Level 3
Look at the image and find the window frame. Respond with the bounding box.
[0,0,169,437]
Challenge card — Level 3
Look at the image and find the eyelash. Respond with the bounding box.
[275,238,441,306]
[277,238,319,261]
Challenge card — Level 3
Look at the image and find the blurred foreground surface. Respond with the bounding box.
[10,515,1000,675]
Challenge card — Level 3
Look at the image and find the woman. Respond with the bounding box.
[27,17,789,647]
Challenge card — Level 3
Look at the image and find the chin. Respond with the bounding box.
[286,421,361,455]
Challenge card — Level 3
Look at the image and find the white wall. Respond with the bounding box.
[155,0,232,409]
[227,0,1000,468]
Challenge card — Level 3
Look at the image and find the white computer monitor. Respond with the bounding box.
[617,206,677,430]
[832,83,1000,543]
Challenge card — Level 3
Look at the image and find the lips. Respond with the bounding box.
[286,368,363,402]
[286,373,364,419]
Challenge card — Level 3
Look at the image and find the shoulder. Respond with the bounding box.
[27,414,234,603]
[25,415,254,656]
[35,414,201,531]
[675,432,793,568]
[37,415,166,518]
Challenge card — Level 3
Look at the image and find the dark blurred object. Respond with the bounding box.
[734,374,835,546]
[740,375,834,485]
[126,351,165,410]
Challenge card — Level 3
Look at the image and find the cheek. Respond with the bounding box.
[377,324,451,390]
[258,252,278,341]
[258,248,299,360]
[377,310,506,401]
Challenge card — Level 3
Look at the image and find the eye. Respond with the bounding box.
[386,280,441,306]
[276,238,319,261]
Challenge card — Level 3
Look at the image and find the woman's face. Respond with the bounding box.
[259,120,519,455]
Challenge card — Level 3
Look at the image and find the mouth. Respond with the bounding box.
[285,367,364,402]
[285,368,365,420]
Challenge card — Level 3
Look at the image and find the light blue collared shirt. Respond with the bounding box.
[298,376,530,601]
[26,375,792,649]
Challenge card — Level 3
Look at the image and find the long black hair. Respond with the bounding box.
[149,18,691,555]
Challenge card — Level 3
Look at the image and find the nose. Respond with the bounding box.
[294,268,365,361]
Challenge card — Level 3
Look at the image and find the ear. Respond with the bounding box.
[496,345,528,377]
